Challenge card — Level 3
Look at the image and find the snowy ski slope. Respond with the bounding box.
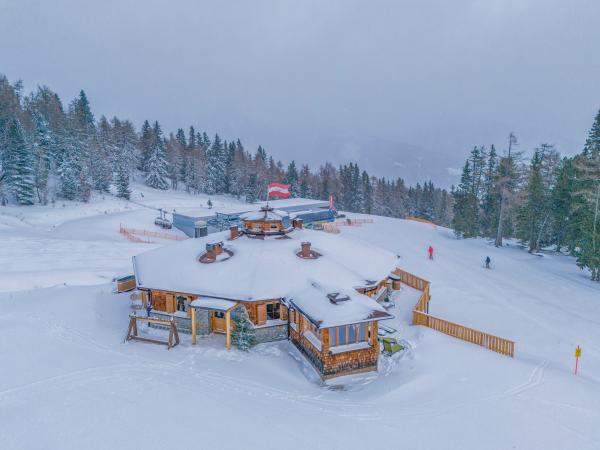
[0,185,599,450]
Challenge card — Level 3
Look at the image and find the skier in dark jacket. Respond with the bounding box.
[485,256,491,269]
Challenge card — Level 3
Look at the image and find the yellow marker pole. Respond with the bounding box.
[574,346,582,375]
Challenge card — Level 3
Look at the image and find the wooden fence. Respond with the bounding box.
[119,225,188,243]
[405,216,437,229]
[323,223,341,234]
[412,310,515,357]
[393,268,430,292]
[335,218,374,226]
[394,267,515,357]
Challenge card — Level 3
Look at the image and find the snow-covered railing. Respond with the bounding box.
[393,267,515,358]
[119,225,188,242]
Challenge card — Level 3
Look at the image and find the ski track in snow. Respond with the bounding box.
[502,359,548,397]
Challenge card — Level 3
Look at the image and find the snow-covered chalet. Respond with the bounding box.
[132,206,399,379]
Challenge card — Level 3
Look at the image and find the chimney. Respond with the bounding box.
[230,226,239,240]
[301,242,311,258]
[214,242,223,256]
[205,243,216,260]
[294,218,303,229]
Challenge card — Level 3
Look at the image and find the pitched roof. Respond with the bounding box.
[285,282,393,328]
[239,209,289,221]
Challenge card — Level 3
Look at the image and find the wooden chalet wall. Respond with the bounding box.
[320,325,379,378]
[240,300,288,326]
[146,292,289,328]
[146,289,197,317]
[289,310,379,379]
[243,220,285,234]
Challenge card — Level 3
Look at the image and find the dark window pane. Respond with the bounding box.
[339,325,347,345]
[266,303,280,320]
[358,323,366,341]
[348,324,356,343]
[329,327,336,347]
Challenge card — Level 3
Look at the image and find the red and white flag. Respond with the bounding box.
[268,182,291,198]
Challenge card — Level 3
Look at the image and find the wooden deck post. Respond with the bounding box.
[191,307,197,345]
[226,309,232,350]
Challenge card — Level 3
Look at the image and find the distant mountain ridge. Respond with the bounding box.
[297,136,462,188]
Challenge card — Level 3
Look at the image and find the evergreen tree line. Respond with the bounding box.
[0,75,453,226]
[452,112,600,281]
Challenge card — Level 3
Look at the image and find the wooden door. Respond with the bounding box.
[211,311,227,333]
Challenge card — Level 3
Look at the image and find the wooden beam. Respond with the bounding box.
[191,306,197,345]
[226,309,231,350]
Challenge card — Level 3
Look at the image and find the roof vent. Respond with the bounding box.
[229,226,240,240]
[296,241,321,259]
[327,292,350,304]
[200,241,232,264]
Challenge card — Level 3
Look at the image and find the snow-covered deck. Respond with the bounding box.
[370,285,424,340]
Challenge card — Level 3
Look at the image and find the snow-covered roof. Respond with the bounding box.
[174,198,328,219]
[286,282,392,328]
[190,297,238,311]
[239,209,289,221]
[133,227,398,304]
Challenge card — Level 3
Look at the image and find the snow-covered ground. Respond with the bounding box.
[1,185,599,450]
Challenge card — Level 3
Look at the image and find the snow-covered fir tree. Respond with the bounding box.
[231,306,256,351]
[4,117,35,205]
[572,110,600,280]
[29,110,52,204]
[204,133,227,195]
[145,122,169,190]
[283,160,299,197]
[94,116,114,193]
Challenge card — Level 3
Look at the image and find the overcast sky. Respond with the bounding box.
[1,0,599,185]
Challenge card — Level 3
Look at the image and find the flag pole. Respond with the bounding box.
[266,184,269,208]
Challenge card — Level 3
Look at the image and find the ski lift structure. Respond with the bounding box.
[154,209,173,229]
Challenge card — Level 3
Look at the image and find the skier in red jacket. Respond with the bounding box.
[428,245,434,260]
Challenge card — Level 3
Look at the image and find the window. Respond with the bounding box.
[358,322,366,341]
[289,309,300,329]
[329,323,369,347]
[338,325,347,345]
[214,311,225,319]
[176,296,188,312]
[266,303,280,320]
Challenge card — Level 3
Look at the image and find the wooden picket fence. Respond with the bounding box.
[119,225,188,243]
[412,311,515,357]
[323,223,341,234]
[393,267,515,357]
